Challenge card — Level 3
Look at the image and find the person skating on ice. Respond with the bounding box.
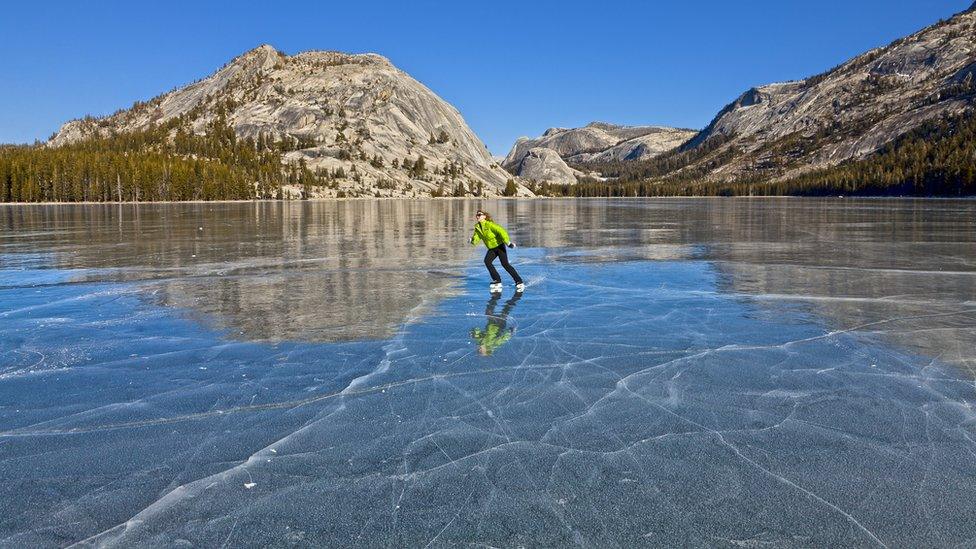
[470,209,524,294]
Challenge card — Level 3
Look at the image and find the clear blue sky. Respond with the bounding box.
[2,0,970,155]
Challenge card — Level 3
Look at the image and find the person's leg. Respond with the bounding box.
[484,249,502,283]
[495,246,523,284]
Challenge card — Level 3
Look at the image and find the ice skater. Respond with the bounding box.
[470,209,524,294]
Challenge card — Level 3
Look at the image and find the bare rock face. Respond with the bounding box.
[514,147,583,185]
[681,6,976,181]
[50,45,521,198]
[502,122,696,183]
[503,132,601,172]
[574,129,698,163]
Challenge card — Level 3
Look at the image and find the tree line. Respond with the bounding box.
[0,107,502,202]
[5,104,972,201]
[0,110,325,202]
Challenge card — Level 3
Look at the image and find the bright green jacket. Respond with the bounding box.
[470,220,511,249]
[470,324,512,355]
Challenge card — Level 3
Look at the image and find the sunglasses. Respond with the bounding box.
[476,213,485,217]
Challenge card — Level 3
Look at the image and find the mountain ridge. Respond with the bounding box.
[503,122,696,185]
[48,44,522,198]
[5,6,975,202]
[659,6,976,184]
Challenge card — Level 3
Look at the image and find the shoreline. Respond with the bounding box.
[1,195,975,206]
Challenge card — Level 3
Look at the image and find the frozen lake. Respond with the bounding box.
[2,198,976,547]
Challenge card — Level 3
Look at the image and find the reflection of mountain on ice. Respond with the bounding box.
[4,199,976,376]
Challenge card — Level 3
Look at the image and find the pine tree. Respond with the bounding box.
[503,179,518,197]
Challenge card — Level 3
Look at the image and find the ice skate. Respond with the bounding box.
[489,282,502,294]
[515,282,525,293]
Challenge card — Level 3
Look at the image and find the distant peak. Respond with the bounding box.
[240,44,280,58]
[221,44,282,74]
[225,44,281,67]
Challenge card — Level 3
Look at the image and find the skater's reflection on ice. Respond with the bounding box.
[470,292,522,356]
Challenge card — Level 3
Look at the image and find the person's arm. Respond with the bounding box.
[470,225,482,246]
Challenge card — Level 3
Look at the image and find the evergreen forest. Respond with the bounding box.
[0,109,327,202]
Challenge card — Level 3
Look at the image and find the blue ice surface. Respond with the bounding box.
[2,253,976,547]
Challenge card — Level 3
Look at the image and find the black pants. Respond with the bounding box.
[484,245,523,284]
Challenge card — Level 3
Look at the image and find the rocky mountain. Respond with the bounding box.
[664,4,976,183]
[49,45,523,198]
[20,4,975,201]
[510,148,586,185]
[502,123,695,184]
